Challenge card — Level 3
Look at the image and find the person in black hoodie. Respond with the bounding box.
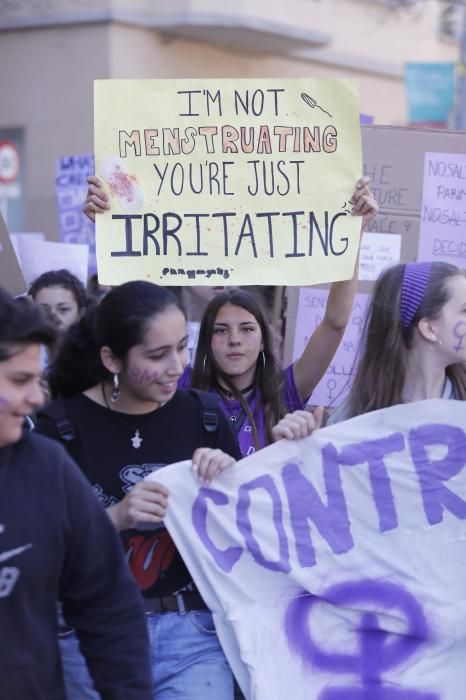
[0,286,153,700]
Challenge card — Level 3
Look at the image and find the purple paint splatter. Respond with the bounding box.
[284,579,439,700]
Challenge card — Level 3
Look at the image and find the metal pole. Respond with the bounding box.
[453,8,466,129]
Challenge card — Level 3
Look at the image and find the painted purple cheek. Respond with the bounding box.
[453,321,466,353]
[130,369,161,384]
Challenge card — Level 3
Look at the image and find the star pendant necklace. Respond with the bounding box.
[101,383,144,450]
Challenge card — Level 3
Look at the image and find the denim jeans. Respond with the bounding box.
[59,629,99,700]
[59,611,234,700]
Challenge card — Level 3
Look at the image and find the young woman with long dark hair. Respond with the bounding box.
[35,280,242,700]
[178,179,379,455]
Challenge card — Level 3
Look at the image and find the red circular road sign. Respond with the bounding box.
[0,141,20,183]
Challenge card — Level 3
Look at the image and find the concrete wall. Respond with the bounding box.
[0,25,109,234]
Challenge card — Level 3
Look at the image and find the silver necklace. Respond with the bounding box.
[101,383,143,449]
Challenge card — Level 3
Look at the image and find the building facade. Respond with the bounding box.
[0,0,461,236]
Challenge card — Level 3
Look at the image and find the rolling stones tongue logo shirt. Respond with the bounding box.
[117,462,188,595]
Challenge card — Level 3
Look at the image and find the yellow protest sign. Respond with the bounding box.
[94,79,362,286]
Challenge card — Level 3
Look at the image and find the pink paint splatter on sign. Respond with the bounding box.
[108,164,138,203]
[99,156,144,210]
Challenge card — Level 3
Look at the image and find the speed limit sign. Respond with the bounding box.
[0,141,20,183]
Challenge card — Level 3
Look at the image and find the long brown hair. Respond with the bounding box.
[346,262,466,418]
[191,288,287,448]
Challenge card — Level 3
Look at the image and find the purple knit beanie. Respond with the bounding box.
[399,262,432,330]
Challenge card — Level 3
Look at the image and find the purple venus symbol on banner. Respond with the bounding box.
[284,579,440,700]
[453,321,466,354]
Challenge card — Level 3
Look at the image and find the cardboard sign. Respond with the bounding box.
[56,154,96,274]
[283,125,466,402]
[94,78,362,286]
[151,399,466,700]
[0,213,27,296]
[360,126,466,270]
[292,288,369,407]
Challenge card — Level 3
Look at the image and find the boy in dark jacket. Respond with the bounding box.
[0,286,153,700]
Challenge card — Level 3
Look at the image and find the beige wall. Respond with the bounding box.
[0,25,109,234]
[107,23,404,119]
[0,0,460,238]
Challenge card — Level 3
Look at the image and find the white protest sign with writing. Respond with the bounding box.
[418,152,466,268]
[151,399,466,699]
[56,154,96,274]
[359,231,401,280]
[292,288,369,406]
[15,238,89,286]
[94,78,362,287]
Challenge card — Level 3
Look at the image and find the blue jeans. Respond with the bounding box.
[59,611,234,700]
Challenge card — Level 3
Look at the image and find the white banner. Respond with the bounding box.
[149,400,466,700]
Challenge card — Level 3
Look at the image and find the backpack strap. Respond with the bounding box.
[188,389,219,439]
[40,393,219,449]
[37,398,77,443]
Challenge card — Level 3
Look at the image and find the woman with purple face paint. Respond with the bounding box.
[327,261,466,424]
